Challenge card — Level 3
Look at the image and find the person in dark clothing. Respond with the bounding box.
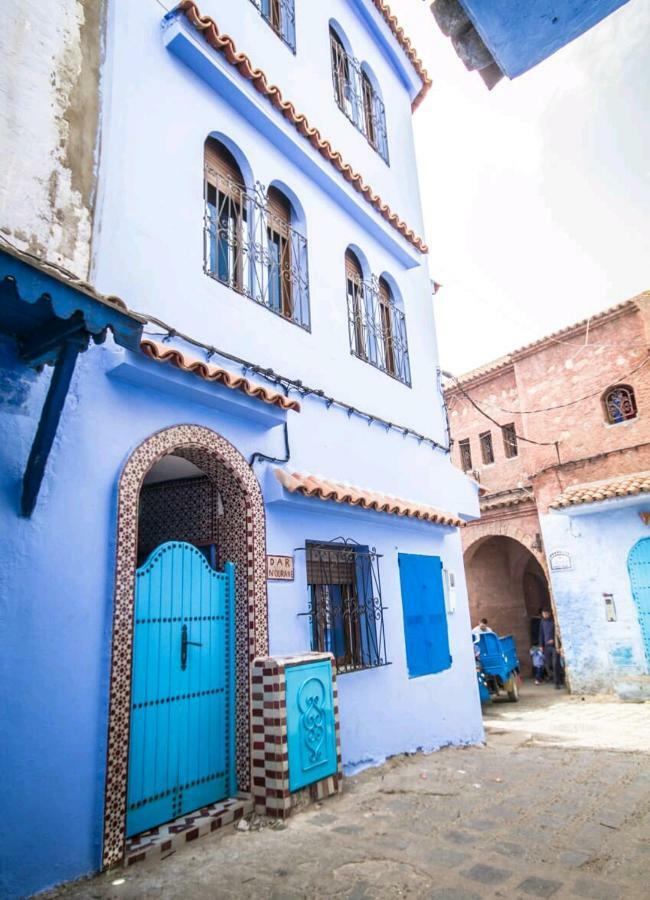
[539,609,555,681]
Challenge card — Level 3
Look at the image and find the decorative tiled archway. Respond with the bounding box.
[102,425,268,867]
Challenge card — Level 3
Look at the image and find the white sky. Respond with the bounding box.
[391,0,650,375]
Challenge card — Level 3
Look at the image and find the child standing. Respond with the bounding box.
[530,645,545,684]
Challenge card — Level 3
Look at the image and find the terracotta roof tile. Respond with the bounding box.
[141,339,300,411]
[369,0,432,109]
[550,470,650,510]
[174,1,428,254]
[480,488,534,512]
[275,468,462,526]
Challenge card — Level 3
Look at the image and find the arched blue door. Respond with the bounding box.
[628,537,650,668]
[126,542,236,837]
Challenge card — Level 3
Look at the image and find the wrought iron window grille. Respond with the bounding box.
[346,273,411,385]
[297,539,390,675]
[479,430,494,465]
[330,34,389,163]
[604,384,637,424]
[459,438,472,472]
[502,423,518,458]
[203,169,310,330]
[248,0,296,52]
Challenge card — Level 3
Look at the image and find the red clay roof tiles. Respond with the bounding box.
[174,1,428,254]
[275,468,462,526]
[550,470,650,509]
[141,339,301,411]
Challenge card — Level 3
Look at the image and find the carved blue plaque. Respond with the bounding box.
[285,659,337,792]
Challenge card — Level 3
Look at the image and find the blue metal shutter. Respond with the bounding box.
[397,553,452,678]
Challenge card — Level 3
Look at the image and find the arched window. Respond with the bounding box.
[204,138,248,292]
[360,66,388,160]
[266,186,293,319]
[330,26,352,118]
[345,250,365,360]
[378,277,395,376]
[258,0,296,50]
[603,384,637,424]
[361,71,377,148]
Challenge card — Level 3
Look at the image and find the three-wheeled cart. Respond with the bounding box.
[476,632,520,702]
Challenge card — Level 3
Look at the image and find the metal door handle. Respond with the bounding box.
[180,624,202,670]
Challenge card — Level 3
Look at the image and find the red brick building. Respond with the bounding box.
[445,292,650,676]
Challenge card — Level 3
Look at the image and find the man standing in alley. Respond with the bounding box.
[539,609,556,682]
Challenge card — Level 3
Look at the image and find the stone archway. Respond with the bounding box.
[102,425,268,867]
[464,534,551,674]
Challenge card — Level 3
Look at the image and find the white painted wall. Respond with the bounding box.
[541,499,650,693]
[0,0,103,277]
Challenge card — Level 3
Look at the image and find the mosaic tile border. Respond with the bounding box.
[103,425,269,868]
[124,796,254,866]
[250,653,343,818]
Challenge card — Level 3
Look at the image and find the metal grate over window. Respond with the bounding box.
[479,431,494,465]
[502,423,518,458]
[330,31,389,163]
[298,539,390,674]
[346,268,411,385]
[248,0,296,51]
[203,168,310,330]
[604,384,637,424]
[459,438,472,472]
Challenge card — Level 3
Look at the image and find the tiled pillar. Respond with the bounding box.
[251,652,342,817]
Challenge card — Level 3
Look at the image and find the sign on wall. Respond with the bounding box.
[639,511,650,526]
[549,550,572,572]
[267,555,295,581]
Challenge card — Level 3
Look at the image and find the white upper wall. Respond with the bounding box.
[93,0,444,440]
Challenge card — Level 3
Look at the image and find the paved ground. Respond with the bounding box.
[52,684,650,900]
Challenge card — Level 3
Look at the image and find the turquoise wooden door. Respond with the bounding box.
[628,538,650,668]
[126,541,235,837]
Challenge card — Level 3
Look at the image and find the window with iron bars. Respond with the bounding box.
[330,31,389,163]
[459,438,472,472]
[603,384,637,424]
[248,0,296,51]
[479,430,494,465]
[299,540,390,674]
[502,423,518,458]
[346,271,411,385]
[203,168,310,329]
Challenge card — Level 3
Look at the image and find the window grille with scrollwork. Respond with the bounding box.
[345,271,411,385]
[329,31,389,163]
[603,384,637,424]
[502,423,518,458]
[203,168,310,330]
[248,0,296,51]
[479,430,494,465]
[459,438,472,472]
[298,539,390,674]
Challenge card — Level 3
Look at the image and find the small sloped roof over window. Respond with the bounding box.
[274,468,462,526]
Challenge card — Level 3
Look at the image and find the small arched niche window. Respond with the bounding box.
[345,249,366,360]
[266,186,293,320]
[204,138,248,292]
[330,26,352,118]
[603,384,638,424]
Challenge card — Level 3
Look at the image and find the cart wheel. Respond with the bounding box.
[505,675,519,702]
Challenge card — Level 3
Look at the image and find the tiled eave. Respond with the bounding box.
[369,0,432,109]
[550,470,650,510]
[141,339,301,412]
[275,468,462,526]
[480,489,535,512]
[172,1,428,254]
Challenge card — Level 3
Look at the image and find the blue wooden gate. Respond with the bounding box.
[126,541,235,837]
[628,537,650,668]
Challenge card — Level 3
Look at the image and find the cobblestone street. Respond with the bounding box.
[52,685,650,900]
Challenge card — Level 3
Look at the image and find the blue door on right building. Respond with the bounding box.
[628,537,650,668]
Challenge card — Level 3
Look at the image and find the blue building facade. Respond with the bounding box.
[0,2,482,896]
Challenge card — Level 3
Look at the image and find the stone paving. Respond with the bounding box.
[51,685,650,900]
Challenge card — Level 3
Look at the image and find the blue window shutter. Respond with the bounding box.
[398,553,452,678]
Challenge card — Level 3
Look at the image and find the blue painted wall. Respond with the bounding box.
[459,0,630,77]
[540,498,650,693]
[0,2,482,896]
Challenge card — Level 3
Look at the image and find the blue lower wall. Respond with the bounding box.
[0,338,481,898]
